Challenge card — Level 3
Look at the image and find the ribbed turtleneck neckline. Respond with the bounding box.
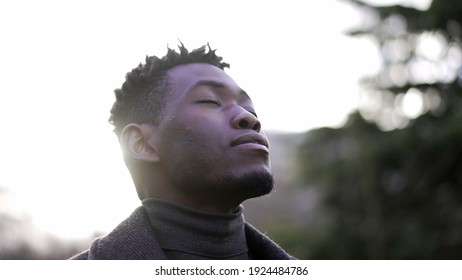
[142,198,249,260]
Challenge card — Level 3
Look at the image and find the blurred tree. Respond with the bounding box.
[295,0,462,259]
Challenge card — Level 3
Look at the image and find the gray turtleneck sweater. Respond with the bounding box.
[142,198,249,260]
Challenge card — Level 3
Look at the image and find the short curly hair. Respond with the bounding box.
[109,43,230,137]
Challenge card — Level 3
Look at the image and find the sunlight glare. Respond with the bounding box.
[402,88,425,119]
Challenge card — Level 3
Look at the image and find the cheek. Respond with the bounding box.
[162,118,222,161]
[158,107,230,166]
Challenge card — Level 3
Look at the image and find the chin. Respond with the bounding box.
[216,169,274,202]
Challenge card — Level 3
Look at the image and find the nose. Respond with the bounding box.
[231,108,261,132]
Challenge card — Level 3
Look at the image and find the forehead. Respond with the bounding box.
[166,63,242,98]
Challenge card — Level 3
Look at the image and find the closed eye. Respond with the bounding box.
[197,99,221,106]
[244,107,257,117]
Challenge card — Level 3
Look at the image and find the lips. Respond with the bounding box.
[230,133,269,153]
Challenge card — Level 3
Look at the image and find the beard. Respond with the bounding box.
[214,170,274,204]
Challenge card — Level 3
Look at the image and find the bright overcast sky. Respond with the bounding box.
[0,0,431,238]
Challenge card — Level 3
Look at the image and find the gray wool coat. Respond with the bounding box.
[71,206,294,260]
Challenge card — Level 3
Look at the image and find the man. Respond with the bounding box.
[71,44,293,260]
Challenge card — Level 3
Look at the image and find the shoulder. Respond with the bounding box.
[245,223,296,260]
[70,206,166,260]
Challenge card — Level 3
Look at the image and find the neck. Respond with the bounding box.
[163,196,241,214]
[140,185,242,214]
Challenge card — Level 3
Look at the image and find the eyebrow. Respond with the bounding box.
[186,80,251,102]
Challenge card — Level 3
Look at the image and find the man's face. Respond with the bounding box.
[155,63,273,205]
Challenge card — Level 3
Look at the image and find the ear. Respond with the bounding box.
[120,124,160,163]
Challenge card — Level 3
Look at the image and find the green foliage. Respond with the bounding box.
[295,0,462,259]
[298,111,462,259]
